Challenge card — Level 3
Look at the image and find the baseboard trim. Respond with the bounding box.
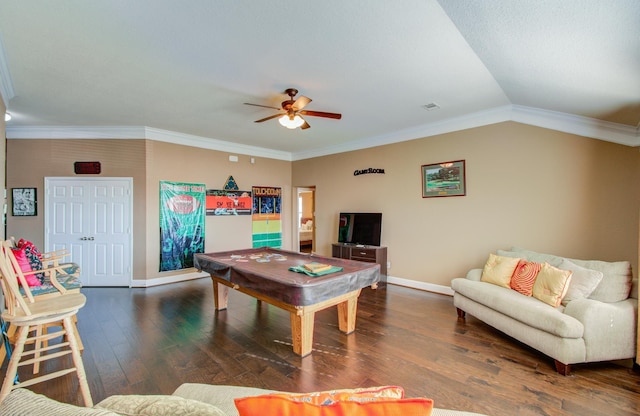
[387,275,454,296]
[131,271,454,295]
[131,271,209,288]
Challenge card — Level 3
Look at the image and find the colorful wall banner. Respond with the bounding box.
[159,181,206,271]
[206,189,252,215]
[251,186,282,248]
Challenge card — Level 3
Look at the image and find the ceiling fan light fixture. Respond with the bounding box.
[278,114,304,129]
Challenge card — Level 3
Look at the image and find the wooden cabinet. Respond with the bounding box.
[332,243,387,287]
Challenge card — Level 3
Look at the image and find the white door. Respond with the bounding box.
[44,177,133,286]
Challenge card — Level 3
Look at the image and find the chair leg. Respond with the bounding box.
[33,325,43,374]
[63,317,92,407]
[0,325,29,404]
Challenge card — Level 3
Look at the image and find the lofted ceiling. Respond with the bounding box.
[0,0,638,160]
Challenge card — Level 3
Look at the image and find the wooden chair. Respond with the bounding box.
[0,242,92,406]
[1,239,83,353]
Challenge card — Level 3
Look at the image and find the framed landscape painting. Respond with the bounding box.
[421,160,466,198]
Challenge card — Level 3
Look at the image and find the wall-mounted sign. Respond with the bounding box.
[206,189,252,215]
[354,168,385,176]
[74,161,101,174]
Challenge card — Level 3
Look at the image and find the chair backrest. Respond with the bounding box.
[0,240,35,318]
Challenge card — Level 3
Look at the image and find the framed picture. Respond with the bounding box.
[12,187,37,216]
[421,160,466,198]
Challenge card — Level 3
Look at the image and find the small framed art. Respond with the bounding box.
[421,160,466,198]
[12,187,37,216]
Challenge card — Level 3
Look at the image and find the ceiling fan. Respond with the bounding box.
[244,88,342,130]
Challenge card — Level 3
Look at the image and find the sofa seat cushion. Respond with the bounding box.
[95,395,226,416]
[451,278,584,338]
[0,388,119,415]
[20,273,81,297]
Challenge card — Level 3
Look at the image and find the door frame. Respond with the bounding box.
[44,176,133,286]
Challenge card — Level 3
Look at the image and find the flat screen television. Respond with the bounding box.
[337,212,382,246]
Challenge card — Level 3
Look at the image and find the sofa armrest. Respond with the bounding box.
[465,268,483,282]
[563,297,638,361]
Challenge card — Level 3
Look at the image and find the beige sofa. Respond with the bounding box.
[0,384,488,415]
[451,247,638,375]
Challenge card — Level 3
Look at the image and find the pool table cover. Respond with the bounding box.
[194,248,380,306]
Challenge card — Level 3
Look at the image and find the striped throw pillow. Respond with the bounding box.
[510,259,542,296]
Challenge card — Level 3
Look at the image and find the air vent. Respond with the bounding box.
[421,103,440,111]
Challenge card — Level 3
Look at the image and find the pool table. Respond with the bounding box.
[194,247,380,356]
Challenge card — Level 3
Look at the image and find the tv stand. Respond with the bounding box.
[332,243,387,288]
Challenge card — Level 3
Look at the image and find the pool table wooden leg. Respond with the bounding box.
[212,279,229,310]
[291,311,315,357]
[337,295,358,334]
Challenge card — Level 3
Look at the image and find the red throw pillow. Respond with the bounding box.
[510,259,541,296]
[17,239,46,284]
[10,247,42,287]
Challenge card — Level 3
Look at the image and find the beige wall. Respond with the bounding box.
[6,139,148,277]
[143,140,292,279]
[292,121,640,287]
[6,139,292,281]
[300,191,313,219]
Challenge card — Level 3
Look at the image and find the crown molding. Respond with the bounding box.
[6,105,638,161]
[510,105,639,147]
[5,125,292,161]
[291,105,639,160]
[291,106,513,160]
[0,33,16,108]
[143,127,291,161]
[5,125,147,139]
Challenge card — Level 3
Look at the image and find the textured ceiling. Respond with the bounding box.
[0,0,638,159]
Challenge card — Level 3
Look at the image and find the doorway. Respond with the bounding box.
[296,187,315,253]
[44,177,133,287]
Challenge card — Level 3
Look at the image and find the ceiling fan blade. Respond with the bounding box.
[300,116,310,130]
[292,96,311,111]
[244,102,282,110]
[299,110,342,120]
[254,113,283,123]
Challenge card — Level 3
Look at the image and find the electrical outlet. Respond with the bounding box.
[387,261,391,269]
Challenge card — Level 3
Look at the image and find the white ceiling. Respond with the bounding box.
[1,0,638,160]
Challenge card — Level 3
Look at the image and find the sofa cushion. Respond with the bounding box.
[95,395,226,416]
[558,259,604,304]
[510,260,541,296]
[0,388,119,416]
[532,263,573,307]
[568,258,632,303]
[451,277,584,338]
[234,394,434,416]
[480,254,520,288]
[500,247,632,303]
[497,247,564,267]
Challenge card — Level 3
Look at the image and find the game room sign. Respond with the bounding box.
[354,168,385,176]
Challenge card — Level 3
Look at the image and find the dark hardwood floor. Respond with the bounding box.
[4,278,639,415]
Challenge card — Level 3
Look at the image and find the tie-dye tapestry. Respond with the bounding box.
[159,181,206,271]
[251,186,282,248]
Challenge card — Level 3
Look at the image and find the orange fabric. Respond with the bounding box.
[234,395,434,416]
[263,386,404,405]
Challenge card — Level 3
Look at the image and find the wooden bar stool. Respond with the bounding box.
[0,244,92,406]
